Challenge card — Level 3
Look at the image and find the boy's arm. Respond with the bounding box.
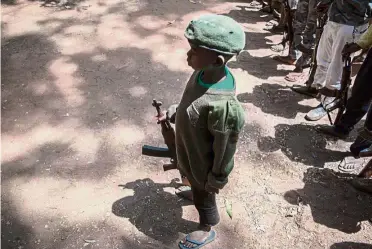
[207,100,245,190]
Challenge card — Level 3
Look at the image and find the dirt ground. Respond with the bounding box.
[1,0,372,248]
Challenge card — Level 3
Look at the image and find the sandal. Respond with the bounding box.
[338,157,367,173]
[175,185,193,201]
[179,230,216,249]
[270,43,285,52]
[284,72,306,82]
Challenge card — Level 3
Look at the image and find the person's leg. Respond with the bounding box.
[308,23,369,121]
[292,0,308,56]
[350,105,372,157]
[179,186,219,248]
[303,21,335,120]
[335,49,372,133]
[316,49,372,138]
[311,21,335,89]
[294,0,317,69]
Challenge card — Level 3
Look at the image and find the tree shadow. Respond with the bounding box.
[258,124,351,167]
[330,242,372,249]
[284,168,372,234]
[112,178,197,245]
[237,83,313,119]
[1,0,16,5]
[229,51,292,79]
[225,5,274,26]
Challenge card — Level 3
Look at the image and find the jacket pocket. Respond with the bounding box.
[186,103,200,127]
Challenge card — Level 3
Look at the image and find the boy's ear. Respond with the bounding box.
[215,55,225,67]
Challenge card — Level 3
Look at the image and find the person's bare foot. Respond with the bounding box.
[179,227,216,248]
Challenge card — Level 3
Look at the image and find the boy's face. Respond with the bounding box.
[187,43,219,70]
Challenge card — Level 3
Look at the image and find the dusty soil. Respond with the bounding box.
[1,0,371,248]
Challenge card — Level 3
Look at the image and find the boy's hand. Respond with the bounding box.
[155,110,168,123]
[205,182,219,194]
[342,43,362,57]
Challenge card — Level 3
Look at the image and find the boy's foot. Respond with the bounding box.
[273,55,296,65]
[175,186,193,201]
[338,157,366,172]
[284,72,306,82]
[315,125,349,139]
[305,105,327,121]
[179,230,216,249]
[270,43,285,52]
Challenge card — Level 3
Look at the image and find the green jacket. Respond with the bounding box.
[169,70,245,191]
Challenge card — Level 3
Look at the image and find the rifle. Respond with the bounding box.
[282,0,294,53]
[141,99,178,171]
[320,54,352,125]
[305,12,328,87]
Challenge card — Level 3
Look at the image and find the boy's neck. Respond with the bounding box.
[201,66,227,84]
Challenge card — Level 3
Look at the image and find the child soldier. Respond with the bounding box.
[164,14,246,248]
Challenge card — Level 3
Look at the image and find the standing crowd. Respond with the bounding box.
[259,0,372,182]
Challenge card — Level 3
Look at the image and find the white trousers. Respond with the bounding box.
[313,21,368,91]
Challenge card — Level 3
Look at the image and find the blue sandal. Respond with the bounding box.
[179,230,216,249]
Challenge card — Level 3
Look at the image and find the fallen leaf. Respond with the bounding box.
[168,20,176,25]
[84,239,96,243]
[225,198,232,219]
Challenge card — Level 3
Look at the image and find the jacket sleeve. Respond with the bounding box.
[167,104,178,124]
[206,99,245,189]
[357,24,372,49]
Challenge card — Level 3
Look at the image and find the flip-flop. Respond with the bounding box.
[179,230,216,249]
[175,185,193,201]
[284,72,306,82]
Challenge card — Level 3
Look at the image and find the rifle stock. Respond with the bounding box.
[142,145,172,158]
[142,99,178,172]
[333,56,352,125]
[284,0,294,52]
[324,55,351,125]
[307,13,327,86]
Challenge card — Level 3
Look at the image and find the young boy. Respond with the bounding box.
[166,14,246,248]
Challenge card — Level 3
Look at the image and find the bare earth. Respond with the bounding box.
[1,0,372,248]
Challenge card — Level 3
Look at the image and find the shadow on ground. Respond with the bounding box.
[229,51,292,79]
[258,124,350,167]
[284,168,372,234]
[237,83,312,119]
[330,242,372,249]
[112,178,197,245]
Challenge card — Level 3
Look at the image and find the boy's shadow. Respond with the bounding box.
[284,168,372,234]
[112,178,197,244]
